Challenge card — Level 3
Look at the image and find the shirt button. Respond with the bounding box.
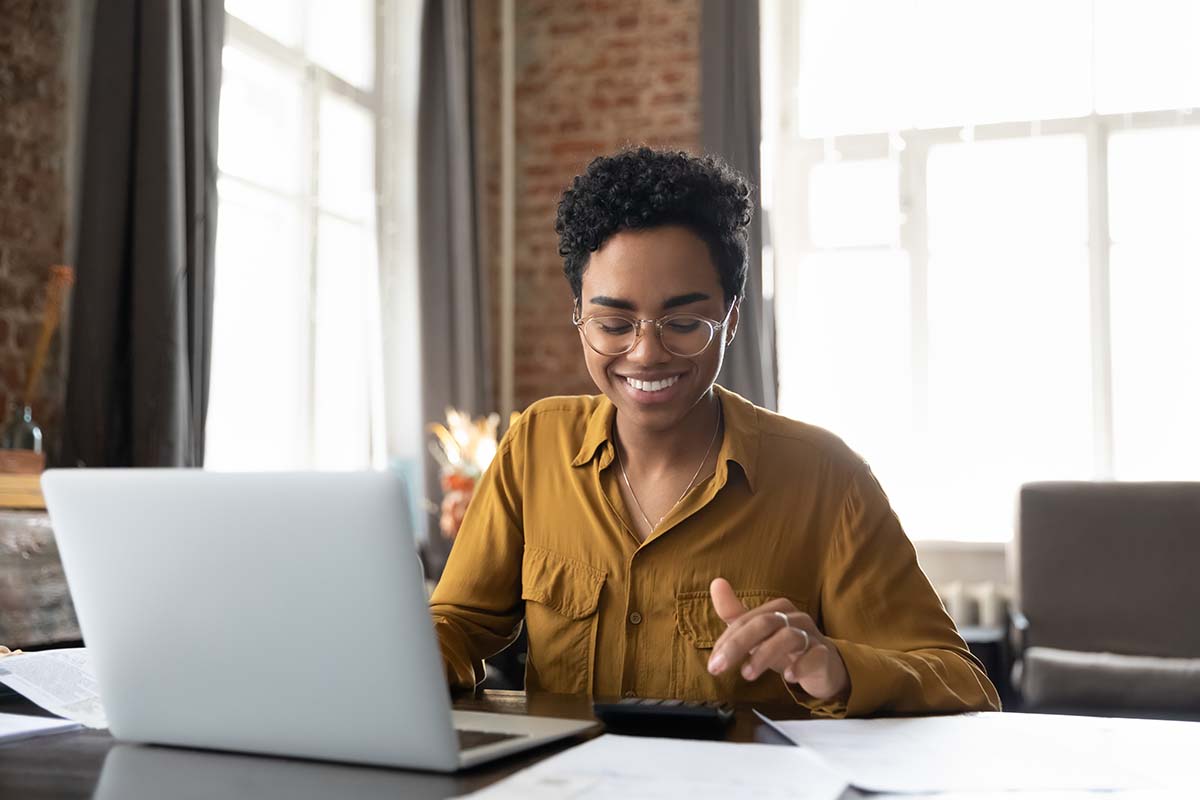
[629,611,643,625]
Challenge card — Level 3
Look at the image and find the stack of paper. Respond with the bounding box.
[759,711,1199,794]
[457,734,848,800]
[0,713,80,744]
[0,647,108,728]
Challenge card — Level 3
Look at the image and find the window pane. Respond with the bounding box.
[225,0,303,47]
[777,250,913,494]
[312,215,376,469]
[1094,0,1200,114]
[307,0,375,89]
[1108,128,1200,478]
[795,0,914,137]
[218,44,305,195]
[793,0,1092,136]
[924,135,1092,540]
[207,179,311,469]
[318,93,376,221]
[1108,128,1200,245]
[808,159,899,248]
[913,0,1091,129]
[1109,245,1200,479]
[922,249,1094,540]
[928,135,1088,252]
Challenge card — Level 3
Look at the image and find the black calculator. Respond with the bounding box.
[592,697,735,737]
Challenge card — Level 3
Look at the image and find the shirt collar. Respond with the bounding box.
[713,384,760,494]
[570,385,760,493]
[571,395,617,469]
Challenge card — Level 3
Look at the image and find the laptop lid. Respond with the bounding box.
[42,469,462,771]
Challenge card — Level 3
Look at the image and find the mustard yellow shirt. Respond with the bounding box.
[430,385,1000,717]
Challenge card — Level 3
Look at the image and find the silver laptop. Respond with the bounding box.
[42,469,595,771]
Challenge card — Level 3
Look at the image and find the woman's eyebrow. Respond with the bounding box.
[588,296,636,310]
[588,292,711,311]
[662,292,710,309]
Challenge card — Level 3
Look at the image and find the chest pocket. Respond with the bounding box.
[672,589,808,703]
[521,547,606,694]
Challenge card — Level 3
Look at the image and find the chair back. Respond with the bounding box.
[1015,481,1200,659]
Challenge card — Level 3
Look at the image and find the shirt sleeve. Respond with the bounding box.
[428,421,527,691]
[788,464,1001,717]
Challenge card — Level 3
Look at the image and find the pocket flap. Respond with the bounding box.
[675,590,795,648]
[521,547,606,620]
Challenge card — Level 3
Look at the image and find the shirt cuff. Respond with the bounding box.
[433,617,485,690]
[782,637,891,718]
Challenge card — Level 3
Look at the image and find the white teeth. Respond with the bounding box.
[626,375,679,393]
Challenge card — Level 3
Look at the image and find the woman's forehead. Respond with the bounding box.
[582,227,722,305]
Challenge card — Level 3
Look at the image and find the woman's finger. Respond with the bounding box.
[784,641,848,700]
[739,623,813,681]
[709,578,749,624]
[709,597,795,653]
[708,606,804,675]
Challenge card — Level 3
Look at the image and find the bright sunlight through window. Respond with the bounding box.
[762,0,1200,541]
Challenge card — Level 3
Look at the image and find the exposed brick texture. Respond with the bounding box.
[473,0,701,412]
[0,0,71,454]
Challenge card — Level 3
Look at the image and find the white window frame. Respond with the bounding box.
[775,112,1198,482]
[765,2,1200,539]
[217,6,386,468]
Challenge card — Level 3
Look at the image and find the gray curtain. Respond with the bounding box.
[701,0,777,410]
[62,0,223,467]
[417,0,490,571]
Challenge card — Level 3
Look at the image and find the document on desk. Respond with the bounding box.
[0,647,108,728]
[759,711,1196,793]
[0,712,81,744]
[456,734,848,800]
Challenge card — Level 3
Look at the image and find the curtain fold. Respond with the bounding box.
[62,0,223,467]
[417,0,490,569]
[701,0,778,410]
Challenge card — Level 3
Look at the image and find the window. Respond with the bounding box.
[762,0,1200,541]
[207,0,386,470]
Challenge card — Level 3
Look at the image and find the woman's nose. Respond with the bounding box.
[626,321,670,364]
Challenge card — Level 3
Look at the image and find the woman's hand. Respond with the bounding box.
[707,577,850,702]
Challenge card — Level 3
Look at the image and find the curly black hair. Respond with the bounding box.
[555,147,753,306]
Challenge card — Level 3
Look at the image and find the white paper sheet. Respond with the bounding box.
[0,648,108,728]
[0,712,81,744]
[759,710,1199,794]
[456,733,849,800]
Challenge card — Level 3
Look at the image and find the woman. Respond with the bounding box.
[429,148,999,716]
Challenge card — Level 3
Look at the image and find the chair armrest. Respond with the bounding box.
[1009,610,1029,657]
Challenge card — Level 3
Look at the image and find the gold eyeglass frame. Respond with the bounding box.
[571,302,735,358]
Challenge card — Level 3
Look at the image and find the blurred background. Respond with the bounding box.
[1,0,1198,711]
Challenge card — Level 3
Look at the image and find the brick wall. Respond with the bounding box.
[0,0,71,454]
[473,0,702,412]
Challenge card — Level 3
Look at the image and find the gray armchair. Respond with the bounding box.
[1012,481,1200,720]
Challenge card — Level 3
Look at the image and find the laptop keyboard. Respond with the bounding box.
[456,728,525,751]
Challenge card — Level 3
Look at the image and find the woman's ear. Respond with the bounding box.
[725,299,741,345]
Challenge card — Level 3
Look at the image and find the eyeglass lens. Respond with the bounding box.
[581,315,715,357]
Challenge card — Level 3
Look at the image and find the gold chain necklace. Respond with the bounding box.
[615,402,723,533]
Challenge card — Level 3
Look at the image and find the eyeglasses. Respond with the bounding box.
[572,304,734,358]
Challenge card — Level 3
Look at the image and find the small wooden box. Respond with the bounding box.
[0,450,46,510]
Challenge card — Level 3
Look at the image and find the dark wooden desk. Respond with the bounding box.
[0,691,847,799]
